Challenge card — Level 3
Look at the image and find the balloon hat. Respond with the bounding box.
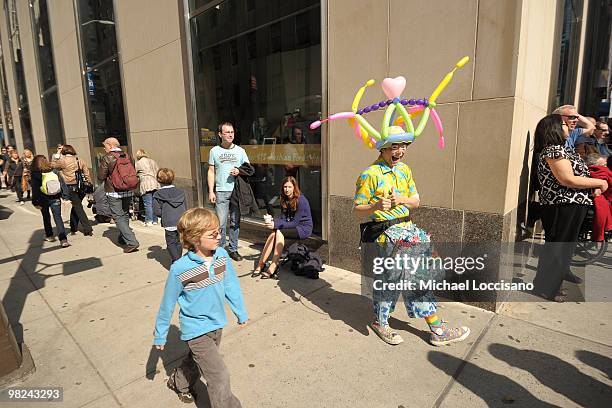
[310,56,470,150]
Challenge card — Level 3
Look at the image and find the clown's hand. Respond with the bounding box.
[374,196,392,212]
[390,192,403,207]
[391,192,420,209]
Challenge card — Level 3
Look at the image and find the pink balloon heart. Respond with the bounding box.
[381,76,406,99]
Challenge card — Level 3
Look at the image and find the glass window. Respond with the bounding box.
[553,0,584,107]
[4,0,34,151]
[76,0,127,147]
[0,56,15,146]
[29,0,65,153]
[190,0,322,235]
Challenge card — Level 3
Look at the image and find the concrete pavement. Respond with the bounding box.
[0,191,610,407]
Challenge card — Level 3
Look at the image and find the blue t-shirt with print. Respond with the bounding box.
[208,144,249,192]
[565,128,583,149]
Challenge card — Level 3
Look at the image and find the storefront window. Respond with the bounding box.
[189,0,322,235]
[75,0,127,148]
[29,0,64,154]
[4,0,34,151]
[0,55,15,146]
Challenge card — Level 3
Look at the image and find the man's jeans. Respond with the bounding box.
[41,199,67,241]
[107,195,139,247]
[215,191,240,252]
[142,191,158,223]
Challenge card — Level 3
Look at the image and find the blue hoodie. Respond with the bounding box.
[153,247,248,345]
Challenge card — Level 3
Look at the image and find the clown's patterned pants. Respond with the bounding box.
[361,235,438,327]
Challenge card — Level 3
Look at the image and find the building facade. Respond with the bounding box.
[1,0,610,309]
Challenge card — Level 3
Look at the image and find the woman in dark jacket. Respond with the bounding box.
[532,114,607,302]
[253,176,313,279]
[31,155,70,247]
[7,150,24,205]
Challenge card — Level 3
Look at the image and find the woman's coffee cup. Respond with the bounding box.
[264,214,272,223]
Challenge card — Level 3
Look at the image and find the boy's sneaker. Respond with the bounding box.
[44,236,57,242]
[60,240,71,248]
[167,370,195,404]
[429,323,470,346]
[145,221,153,227]
[19,201,25,206]
[369,321,404,345]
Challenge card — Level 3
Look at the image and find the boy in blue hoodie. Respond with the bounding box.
[153,208,247,406]
[153,168,187,263]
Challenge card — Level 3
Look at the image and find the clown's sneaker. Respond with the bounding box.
[370,321,404,345]
[429,323,470,346]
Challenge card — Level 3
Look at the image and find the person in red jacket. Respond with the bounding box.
[586,153,612,241]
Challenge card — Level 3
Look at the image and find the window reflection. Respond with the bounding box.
[0,56,15,146]
[29,0,65,153]
[4,0,34,151]
[190,0,322,235]
[76,0,127,147]
[554,0,583,107]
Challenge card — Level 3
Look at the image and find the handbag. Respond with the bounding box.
[74,157,94,194]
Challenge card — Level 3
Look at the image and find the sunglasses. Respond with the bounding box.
[563,115,579,120]
[202,229,221,239]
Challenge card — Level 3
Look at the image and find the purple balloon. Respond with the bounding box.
[386,100,393,106]
[363,106,371,113]
[401,99,409,105]
[378,101,386,108]
[408,99,416,105]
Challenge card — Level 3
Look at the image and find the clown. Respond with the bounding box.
[313,57,471,346]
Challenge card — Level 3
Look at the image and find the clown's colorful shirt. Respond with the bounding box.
[354,157,418,222]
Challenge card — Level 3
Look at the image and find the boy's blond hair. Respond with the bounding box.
[157,168,175,185]
[178,208,220,251]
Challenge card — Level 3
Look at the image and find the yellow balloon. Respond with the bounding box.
[429,73,453,103]
[351,79,375,112]
[456,56,469,68]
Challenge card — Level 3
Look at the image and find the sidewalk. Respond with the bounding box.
[0,191,610,407]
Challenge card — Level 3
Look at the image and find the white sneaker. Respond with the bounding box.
[145,221,153,227]
[152,221,158,226]
[19,201,25,206]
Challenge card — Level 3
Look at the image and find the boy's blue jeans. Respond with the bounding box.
[215,191,240,253]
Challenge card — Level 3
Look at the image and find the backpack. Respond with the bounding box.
[285,243,325,279]
[109,152,138,191]
[41,171,61,195]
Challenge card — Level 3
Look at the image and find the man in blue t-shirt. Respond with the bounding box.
[208,122,249,261]
[553,105,595,149]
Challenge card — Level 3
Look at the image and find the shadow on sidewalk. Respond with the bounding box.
[145,325,211,408]
[2,229,102,344]
[147,245,172,270]
[0,203,14,220]
[489,343,612,407]
[428,351,557,407]
[276,269,372,336]
[575,350,612,379]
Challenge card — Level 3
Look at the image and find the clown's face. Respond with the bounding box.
[381,143,408,167]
